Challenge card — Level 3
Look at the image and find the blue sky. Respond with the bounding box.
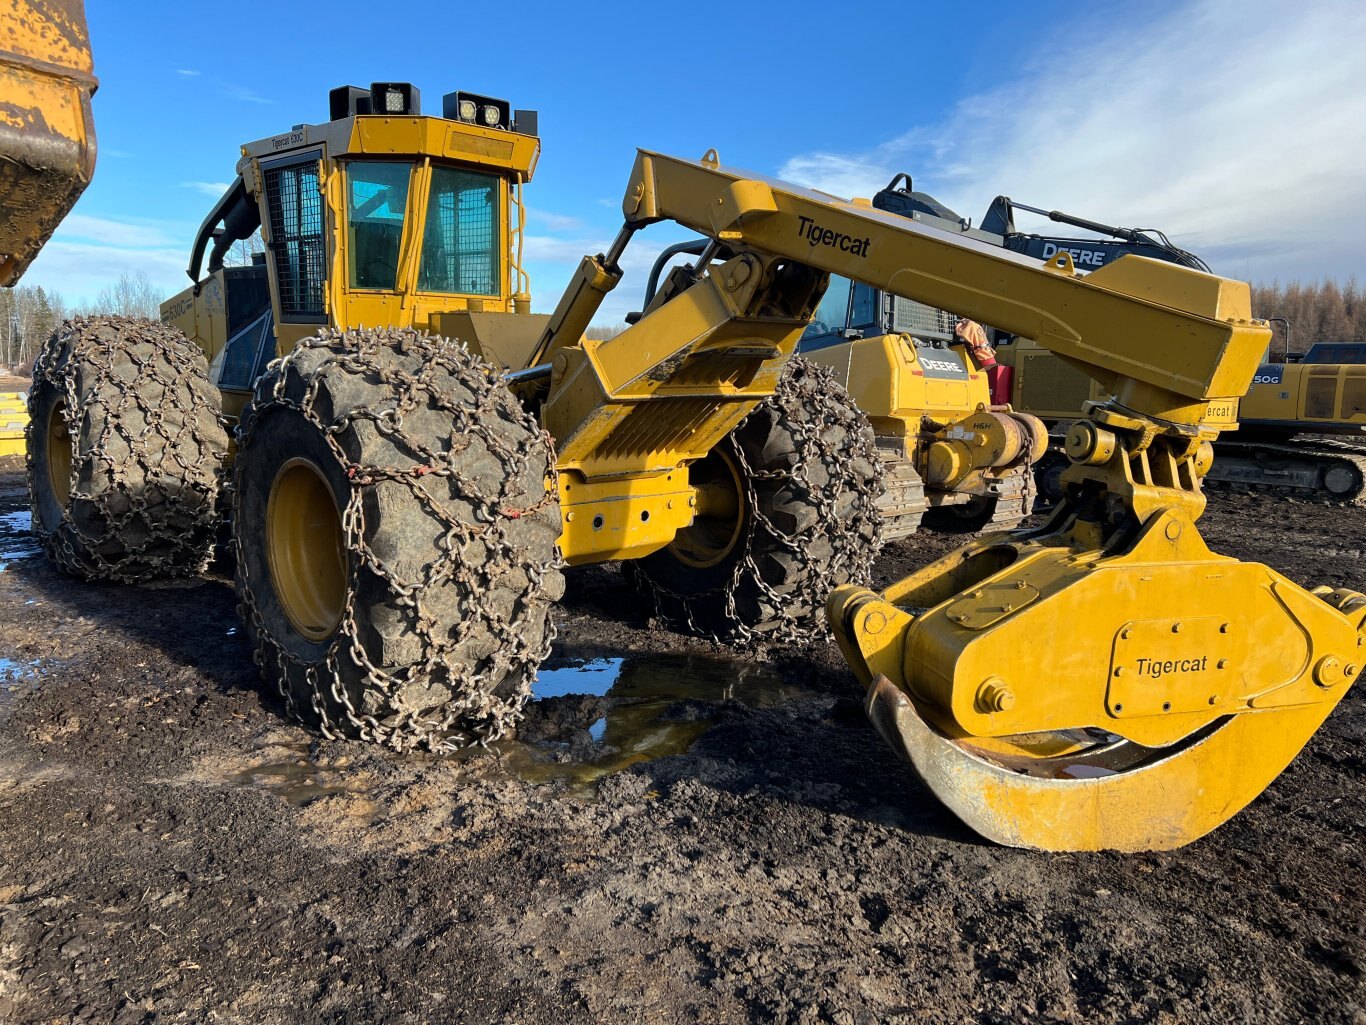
[26,0,1366,325]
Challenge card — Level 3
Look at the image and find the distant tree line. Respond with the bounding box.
[0,271,166,374]
[1251,278,1363,358]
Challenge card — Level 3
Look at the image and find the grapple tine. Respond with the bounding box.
[866,672,1344,852]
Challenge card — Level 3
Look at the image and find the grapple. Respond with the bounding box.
[831,400,1365,851]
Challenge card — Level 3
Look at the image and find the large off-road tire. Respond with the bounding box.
[233,327,564,751]
[625,358,883,643]
[26,316,228,582]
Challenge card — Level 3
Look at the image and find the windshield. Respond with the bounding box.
[418,166,501,296]
[347,162,412,290]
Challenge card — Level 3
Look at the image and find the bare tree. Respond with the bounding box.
[226,229,266,267]
[76,270,166,320]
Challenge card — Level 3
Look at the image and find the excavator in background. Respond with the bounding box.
[873,175,1366,503]
[0,1,98,456]
[24,82,1364,852]
[632,238,1047,537]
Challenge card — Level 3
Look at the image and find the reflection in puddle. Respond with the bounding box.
[505,653,806,794]
[0,510,40,571]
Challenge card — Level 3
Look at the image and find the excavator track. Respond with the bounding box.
[1205,436,1366,504]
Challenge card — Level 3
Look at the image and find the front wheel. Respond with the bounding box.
[233,328,564,751]
[626,358,883,643]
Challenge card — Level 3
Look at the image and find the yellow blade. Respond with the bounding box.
[866,674,1339,852]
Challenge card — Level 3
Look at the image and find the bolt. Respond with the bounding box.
[1114,667,1124,677]
[1000,603,1014,613]
[1217,659,1229,669]
[1208,695,1218,705]
[565,511,574,522]
[1348,663,1360,677]
[1112,703,1124,714]
[1014,579,1028,590]
[1314,655,1343,688]
[1121,627,1132,640]
[1220,623,1231,633]
[1162,701,1172,712]
[971,589,984,599]
[975,678,1015,714]
[1165,521,1182,540]
[1172,622,1182,633]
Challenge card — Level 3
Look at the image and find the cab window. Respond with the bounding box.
[347,162,411,290]
[418,167,501,296]
[801,275,851,340]
[849,283,879,331]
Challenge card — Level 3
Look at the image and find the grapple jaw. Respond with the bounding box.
[830,497,1365,852]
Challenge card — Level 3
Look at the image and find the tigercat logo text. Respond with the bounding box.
[796,215,871,257]
[1135,656,1210,679]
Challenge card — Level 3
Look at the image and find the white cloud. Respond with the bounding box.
[25,240,188,307]
[777,0,1366,283]
[524,208,582,232]
[59,214,179,249]
[175,69,201,77]
[223,84,272,105]
[182,181,232,198]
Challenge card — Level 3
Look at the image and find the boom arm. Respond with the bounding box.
[531,149,1360,852]
[535,151,1265,432]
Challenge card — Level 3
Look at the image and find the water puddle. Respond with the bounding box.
[0,510,39,571]
[501,653,806,793]
[0,656,53,726]
[227,740,348,806]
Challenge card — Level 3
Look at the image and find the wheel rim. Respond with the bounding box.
[669,447,746,569]
[267,458,347,641]
[46,399,72,506]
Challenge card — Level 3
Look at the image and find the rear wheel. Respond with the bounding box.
[26,316,228,582]
[627,358,883,642]
[233,327,564,751]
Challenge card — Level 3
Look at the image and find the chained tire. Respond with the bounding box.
[233,327,564,751]
[26,315,228,582]
[625,358,883,643]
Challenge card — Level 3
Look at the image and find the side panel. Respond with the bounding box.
[1009,338,1106,419]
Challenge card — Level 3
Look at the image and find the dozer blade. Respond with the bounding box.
[830,508,1364,852]
[864,674,1342,852]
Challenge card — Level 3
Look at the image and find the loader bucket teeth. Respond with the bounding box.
[866,675,1343,851]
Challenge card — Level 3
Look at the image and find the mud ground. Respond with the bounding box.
[0,463,1362,1025]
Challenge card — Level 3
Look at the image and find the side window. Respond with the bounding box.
[347,162,412,290]
[849,283,878,331]
[262,156,325,322]
[418,167,501,296]
[801,274,851,341]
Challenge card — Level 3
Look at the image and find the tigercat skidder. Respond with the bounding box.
[25,83,1363,852]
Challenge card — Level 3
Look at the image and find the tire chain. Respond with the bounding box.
[235,327,565,752]
[26,316,227,582]
[632,358,884,645]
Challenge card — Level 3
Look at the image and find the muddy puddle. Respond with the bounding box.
[0,655,57,726]
[496,652,811,794]
[0,509,39,572]
[228,739,351,806]
[220,653,814,807]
